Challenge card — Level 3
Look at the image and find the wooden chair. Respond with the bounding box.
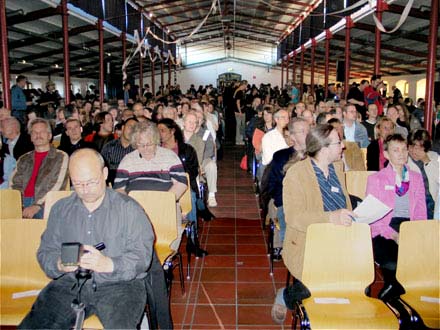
[43,190,73,219]
[345,170,376,199]
[361,147,368,168]
[395,221,440,329]
[0,189,22,219]
[129,190,185,295]
[293,223,398,329]
[0,219,50,326]
[180,173,192,217]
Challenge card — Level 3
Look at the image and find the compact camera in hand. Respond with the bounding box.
[61,242,106,277]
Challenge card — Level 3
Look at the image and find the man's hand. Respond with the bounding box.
[57,258,78,273]
[23,205,41,218]
[79,245,114,273]
[329,209,355,226]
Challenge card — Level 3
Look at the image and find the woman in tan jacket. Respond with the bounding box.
[271,124,355,324]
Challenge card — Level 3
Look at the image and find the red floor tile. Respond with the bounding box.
[203,255,236,268]
[237,305,276,325]
[237,283,275,304]
[236,255,270,268]
[193,282,236,304]
[201,268,236,282]
[206,234,235,244]
[237,244,268,255]
[191,304,237,326]
[237,268,276,283]
[204,244,236,255]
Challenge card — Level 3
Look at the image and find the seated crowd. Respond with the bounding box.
[0,75,439,328]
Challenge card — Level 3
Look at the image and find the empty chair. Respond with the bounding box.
[395,221,440,329]
[43,190,73,219]
[0,219,49,326]
[0,189,22,219]
[293,223,398,329]
[129,190,185,295]
[345,170,376,199]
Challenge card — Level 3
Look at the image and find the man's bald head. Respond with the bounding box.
[69,149,108,206]
[69,148,105,172]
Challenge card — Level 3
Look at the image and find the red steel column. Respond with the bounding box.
[0,0,11,110]
[374,0,388,75]
[310,39,316,99]
[138,13,143,98]
[151,50,155,97]
[281,59,284,87]
[98,19,104,103]
[324,29,332,99]
[286,55,290,84]
[168,58,171,87]
[344,17,353,99]
[300,45,305,96]
[292,52,296,84]
[424,0,438,134]
[61,0,71,105]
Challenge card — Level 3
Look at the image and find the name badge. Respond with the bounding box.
[385,185,394,190]
[331,186,340,193]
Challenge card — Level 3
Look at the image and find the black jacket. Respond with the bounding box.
[178,142,200,197]
[1,133,33,160]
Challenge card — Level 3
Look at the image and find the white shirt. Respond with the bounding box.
[261,129,288,165]
[344,122,356,142]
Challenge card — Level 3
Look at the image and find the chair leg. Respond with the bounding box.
[177,252,185,295]
[163,262,173,298]
[185,225,192,280]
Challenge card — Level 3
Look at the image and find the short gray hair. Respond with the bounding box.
[130,121,160,148]
[28,118,51,134]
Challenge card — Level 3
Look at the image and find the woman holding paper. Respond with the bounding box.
[271,124,354,324]
[366,133,426,301]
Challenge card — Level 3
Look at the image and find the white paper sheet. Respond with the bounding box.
[420,296,440,303]
[314,297,350,304]
[12,290,41,299]
[353,194,392,224]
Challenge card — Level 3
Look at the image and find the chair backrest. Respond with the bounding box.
[302,223,374,294]
[0,189,22,219]
[180,174,192,216]
[129,191,178,249]
[396,221,440,290]
[360,148,367,168]
[345,171,376,199]
[43,190,73,219]
[1,219,50,324]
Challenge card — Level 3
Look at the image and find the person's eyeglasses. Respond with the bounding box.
[329,141,342,146]
[72,174,102,189]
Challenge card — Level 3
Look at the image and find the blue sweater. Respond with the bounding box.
[11,85,27,111]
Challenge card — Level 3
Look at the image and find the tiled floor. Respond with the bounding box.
[170,145,385,330]
[170,145,292,329]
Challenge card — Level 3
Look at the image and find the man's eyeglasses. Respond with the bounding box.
[72,174,102,189]
[329,141,342,146]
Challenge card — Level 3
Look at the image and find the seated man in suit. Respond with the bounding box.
[1,116,33,160]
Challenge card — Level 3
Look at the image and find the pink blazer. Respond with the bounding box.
[365,164,427,239]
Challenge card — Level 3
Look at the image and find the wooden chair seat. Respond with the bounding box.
[400,291,439,329]
[395,221,439,329]
[1,219,50,326]
[83,315,104,329]
[0,189,22,219]
[303,293,398,329]
[294,223,399,330]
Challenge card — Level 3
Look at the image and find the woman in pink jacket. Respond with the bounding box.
[366,133,427,301]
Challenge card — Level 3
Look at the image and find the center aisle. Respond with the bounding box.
[170,146,291,329]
